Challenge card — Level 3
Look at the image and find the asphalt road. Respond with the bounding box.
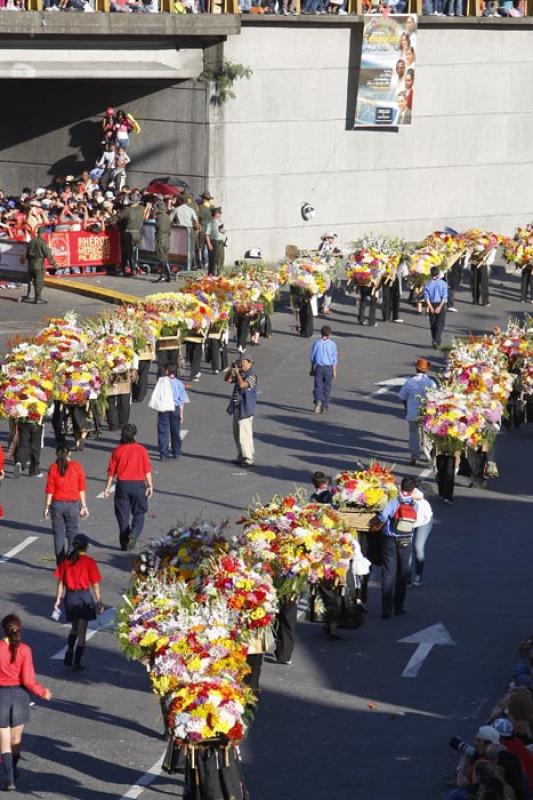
[0,267,531,800]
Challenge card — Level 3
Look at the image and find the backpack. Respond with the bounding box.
[391,498,417,536]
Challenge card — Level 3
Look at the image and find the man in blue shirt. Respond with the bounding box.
[157,367,187,461]
[398,358,436,465]
[423,266,448,348]
[310,325,338,414]
[371,477,418,619]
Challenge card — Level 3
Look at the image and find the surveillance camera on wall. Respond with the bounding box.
[301,202,316,221]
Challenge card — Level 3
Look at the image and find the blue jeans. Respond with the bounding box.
[410,521,433,579]
[114,480,148,548]
[158,410,182,459]
[313,365,333,408]
[446,0,463,12]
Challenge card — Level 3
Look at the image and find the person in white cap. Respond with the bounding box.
[317,232,337,315]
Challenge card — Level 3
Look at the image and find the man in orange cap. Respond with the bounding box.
[398,358,436,466]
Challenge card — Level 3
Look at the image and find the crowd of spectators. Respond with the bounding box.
[0,0,527,14]
[0,106,213,262]
[445,634,533,800]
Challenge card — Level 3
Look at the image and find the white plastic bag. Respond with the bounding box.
[148,377,175,413]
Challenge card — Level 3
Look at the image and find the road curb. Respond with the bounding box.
[44,277,139,305]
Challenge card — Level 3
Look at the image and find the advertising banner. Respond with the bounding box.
[0,239,28,282]
[42,229,121,270]
[354,14,417,128]
[139,223,189,268]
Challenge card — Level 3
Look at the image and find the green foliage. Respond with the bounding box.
[200,60,253,106]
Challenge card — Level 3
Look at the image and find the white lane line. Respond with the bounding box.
[0,536,39,564]
[372,387,389,397]
[120,754,165,800]
[51,608,116,660]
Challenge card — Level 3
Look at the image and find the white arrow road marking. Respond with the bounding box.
[120,754,165,800]
[180,429,188,440]
[97,485,115,499]
[399,623,456,678]
[0,536,39,564]
[371,377,407,398]
[418,467,433,479]
[51,607,116,660]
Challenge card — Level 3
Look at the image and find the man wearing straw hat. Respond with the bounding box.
[398,358,435,466]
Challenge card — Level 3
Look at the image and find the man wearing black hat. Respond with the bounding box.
[205,207,225,276]
[118,191,144,276]
[23,227,58,304]
[153,201,172,283]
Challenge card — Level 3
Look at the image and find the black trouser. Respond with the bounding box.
[429,308,446,346]
[436,453,455,501]
[106,394,131,431]
[521,266,533,302]
[244,654,263,695]
[381,279,400,321]
[471,264,489,305]
[114,479,147,549]
[186,342,202,378]
[381,534,412,616]
[132,359,151,403]
[15,422,42,475]
[317,582,343,627]
[358,291,377,325]
[274,597,298,663]
[206,339,227,373]
[447,263,464,308]
[52,401,67,446]
[121,232,140,273]
[466,447,487,488]
[208,241,224,276]
[299,301,314,337]
[236,315,250,350]
[357,531,382,603]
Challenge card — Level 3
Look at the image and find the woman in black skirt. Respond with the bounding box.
[53,534,103,671]
[0,614,51,792]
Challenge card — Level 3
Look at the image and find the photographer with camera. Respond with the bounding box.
[447,727,501,798]
[224,356,257,468]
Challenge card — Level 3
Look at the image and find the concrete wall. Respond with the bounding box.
[212,23,533,261]
[0,77,210,196]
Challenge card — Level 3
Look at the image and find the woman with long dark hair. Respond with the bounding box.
[45,446,89,564]
[53,534,103,671]
[0,614,51,792]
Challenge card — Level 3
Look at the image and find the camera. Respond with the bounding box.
[449,736,476,760]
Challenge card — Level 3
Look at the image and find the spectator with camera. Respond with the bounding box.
[224,356,257,469]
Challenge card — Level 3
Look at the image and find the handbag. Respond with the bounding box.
[148,377,175,413]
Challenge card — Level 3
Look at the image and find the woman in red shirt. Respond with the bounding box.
[45,447,89,564]
[0,614,51,792]
[54,534,103,671]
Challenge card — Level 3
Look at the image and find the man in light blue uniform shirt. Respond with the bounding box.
[310,325,338,414]
[157,366,187,461]
[423,266,448,348]
[398,357,436,465]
